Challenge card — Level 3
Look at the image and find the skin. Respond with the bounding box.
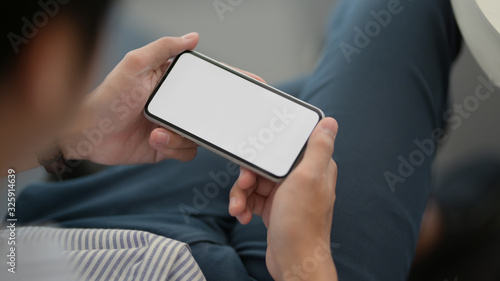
[57,34,271,166]
[58,33,202,164]
[229,118,339,280]
[0,16,340,280]
[0,16,85,173]
[414,201,444,263]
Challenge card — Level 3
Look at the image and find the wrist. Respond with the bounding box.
[37,143,65,173]
[274,236,337,280]
[280,254,336,281]
[58,127,89,161]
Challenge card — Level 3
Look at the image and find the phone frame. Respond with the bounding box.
[144,50,324,182]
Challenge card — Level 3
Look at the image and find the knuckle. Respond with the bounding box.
[294,168,318,184]
[123,50,143,66]
[160,37,181,53]
[315,133,334,151]
[159,36,175,46]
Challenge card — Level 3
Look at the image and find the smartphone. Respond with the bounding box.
[144,51,324,182]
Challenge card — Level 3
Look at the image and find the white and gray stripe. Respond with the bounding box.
[0,227,206,281]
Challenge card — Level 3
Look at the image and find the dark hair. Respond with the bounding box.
[1,0,113,76]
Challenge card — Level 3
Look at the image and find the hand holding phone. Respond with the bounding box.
[228,117,339,280]
[145,51,324,181]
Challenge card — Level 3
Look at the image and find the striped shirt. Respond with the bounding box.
[0,227,206,281]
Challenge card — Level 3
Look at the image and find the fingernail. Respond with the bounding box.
[155,131,169,145]
[322,127,336,139]
[239,168,245,178]
[229,197,237,208]
[182,32,198,40]
[236,215,243,223]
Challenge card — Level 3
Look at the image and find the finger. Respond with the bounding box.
[125,33,199,70]
[155,147,197,162]
[298,117,339,173]
[246,192,268,218]
[260,187,276,228]
[239,190,274,225]
[149,128,197,149]
[253,177,275,198]
[235,68,267,84]
[229,175,267,217]
[230,184,270,220]
[229,180,253,216]
[237,168,258,190]
[236,207,253,225]
[220,63,267,84]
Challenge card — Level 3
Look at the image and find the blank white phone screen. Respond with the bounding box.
[147,52,321,178]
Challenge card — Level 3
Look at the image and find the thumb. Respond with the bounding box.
[297,117,338,173]
[126,33,200,70]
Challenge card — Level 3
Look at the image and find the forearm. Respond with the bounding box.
[280,258,337,281]
[275,237,338,281]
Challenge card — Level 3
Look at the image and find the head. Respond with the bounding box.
[0,0,112,164]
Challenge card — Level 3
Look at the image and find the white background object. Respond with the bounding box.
[453,0,500,86]
[148,53,320,178]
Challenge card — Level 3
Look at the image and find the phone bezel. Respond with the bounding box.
[144,50,324,182]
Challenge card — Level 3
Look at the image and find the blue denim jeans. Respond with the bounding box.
[16,0,461,280]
